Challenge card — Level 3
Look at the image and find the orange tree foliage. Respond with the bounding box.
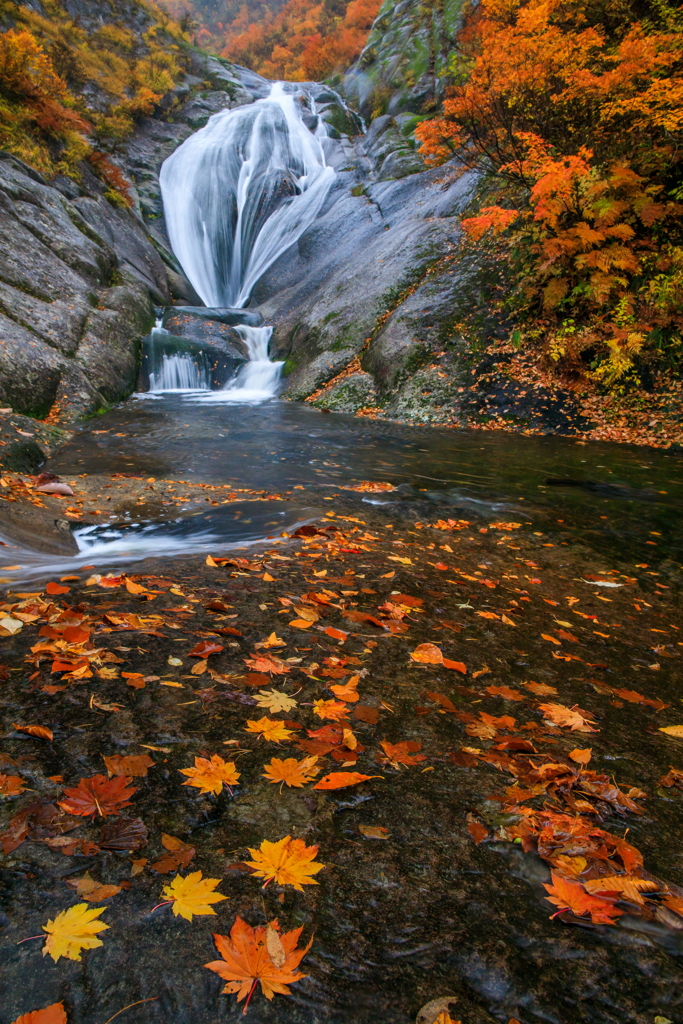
[0,2,187,192]
[415,0,683,386]
[219,0,382,81]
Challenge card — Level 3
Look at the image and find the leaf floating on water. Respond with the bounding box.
[358,825,390,840]
[246,835,324,890]
[410,643,443,665]
[11,1003,67,1024]
[543,872,623,925]
[161,870,228,921]
[245,717,295,743]
[313,771,381,790]
[262,756,320,788]
[179,755,240,796]
[59,774,137,817]
[255,689,298,713]
[102,754,154,777]
[13,723,53,741]
[99,817,148,852]
[65,872,122,903]
[150,833,195,873]
[659,725,683,737]
[0,774,27,796]
[41,903,109,962]
[204,915,313,1006]
[538,703,597,732]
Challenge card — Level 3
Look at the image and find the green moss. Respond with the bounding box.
[351,184,368,198]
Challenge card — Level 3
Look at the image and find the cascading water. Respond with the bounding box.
[149,353,211,392]
[159,81,335,402]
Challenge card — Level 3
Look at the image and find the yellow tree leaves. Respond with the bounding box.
[42,903,109,962]
[246,836,324,890]
[262,756,320,788]
[204,916,312,1007]
[179,755,240,795]
[160,871,228,921]
[245,717,295,743]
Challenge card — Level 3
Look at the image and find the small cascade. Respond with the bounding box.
[149,352,211,392]
[195,326,283,403]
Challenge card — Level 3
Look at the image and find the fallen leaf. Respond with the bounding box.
[410,643,443,665]
[254,633,287,649]
[41,903,109,962]
[255,689,298,714]
[569,748,592,765]
[324,627,348,642]
[659,725,683,738]
[415,997,459,1024]
[266,922,286,967]
[59,775,137,817]
[179,755,240,796]
[102,754,154,778]
[442,658,467,674]
[523,681,558,696]
[189,640,224,658]
[543,872,623,924]
[486,685,525,701]
[204,915,312,1005]
[262,756,320,788]
[12,723,53,741]
[312,699,349,721]
[161,870,228,921]
[246,835,324,890]
[46,582,70,596]
[11,1004,67,1024]
[358,825,390,840]
[150,833,195,873]
[0,774,27,796]
[313,771,381,789]
[121,672,146,689]
[583,875,660,905]
[377,740,427,767]
[99,817,148,852]
[466,816,488,844]
[538,703,597,733]
[65,872,122,903]
[245,717,294,743]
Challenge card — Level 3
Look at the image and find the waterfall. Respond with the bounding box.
[160,82,335,310]
[149,353,211,392]
[194,326,284,404]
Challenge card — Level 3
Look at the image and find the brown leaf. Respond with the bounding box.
[150,832,195,873]
[12,723,53,741]
[98,817,148,851]
[466,814,488,844]
[354,705,380,724]
[102,754,154,777]
[189,640,224,658]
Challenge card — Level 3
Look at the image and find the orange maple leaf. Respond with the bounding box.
[262,756,320,788]
[58,774,137,817]
[246,835,324,890]
[312,699,348,721]
[244,654,290,675]
[205,916,312,1008]
[409,643,443,665]
[543,872,623,924]
[538,702,597,732]
[377,740,427,767]
[179,755,240,795]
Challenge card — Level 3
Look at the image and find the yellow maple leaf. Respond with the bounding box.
[255,689,298,714]
[254,633,287,649]
[161,870,228,921]
[179,755,240,795]
[262,756,320,788]
[42,903,109,962]
[246,835,324,890]
[245,717,294,743]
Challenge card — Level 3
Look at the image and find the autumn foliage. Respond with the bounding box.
[219,0,382,81]
[416,0,683,387]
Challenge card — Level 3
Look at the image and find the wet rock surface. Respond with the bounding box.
[1,474,683,1023]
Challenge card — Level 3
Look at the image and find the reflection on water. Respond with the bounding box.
[44,393,683,565]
